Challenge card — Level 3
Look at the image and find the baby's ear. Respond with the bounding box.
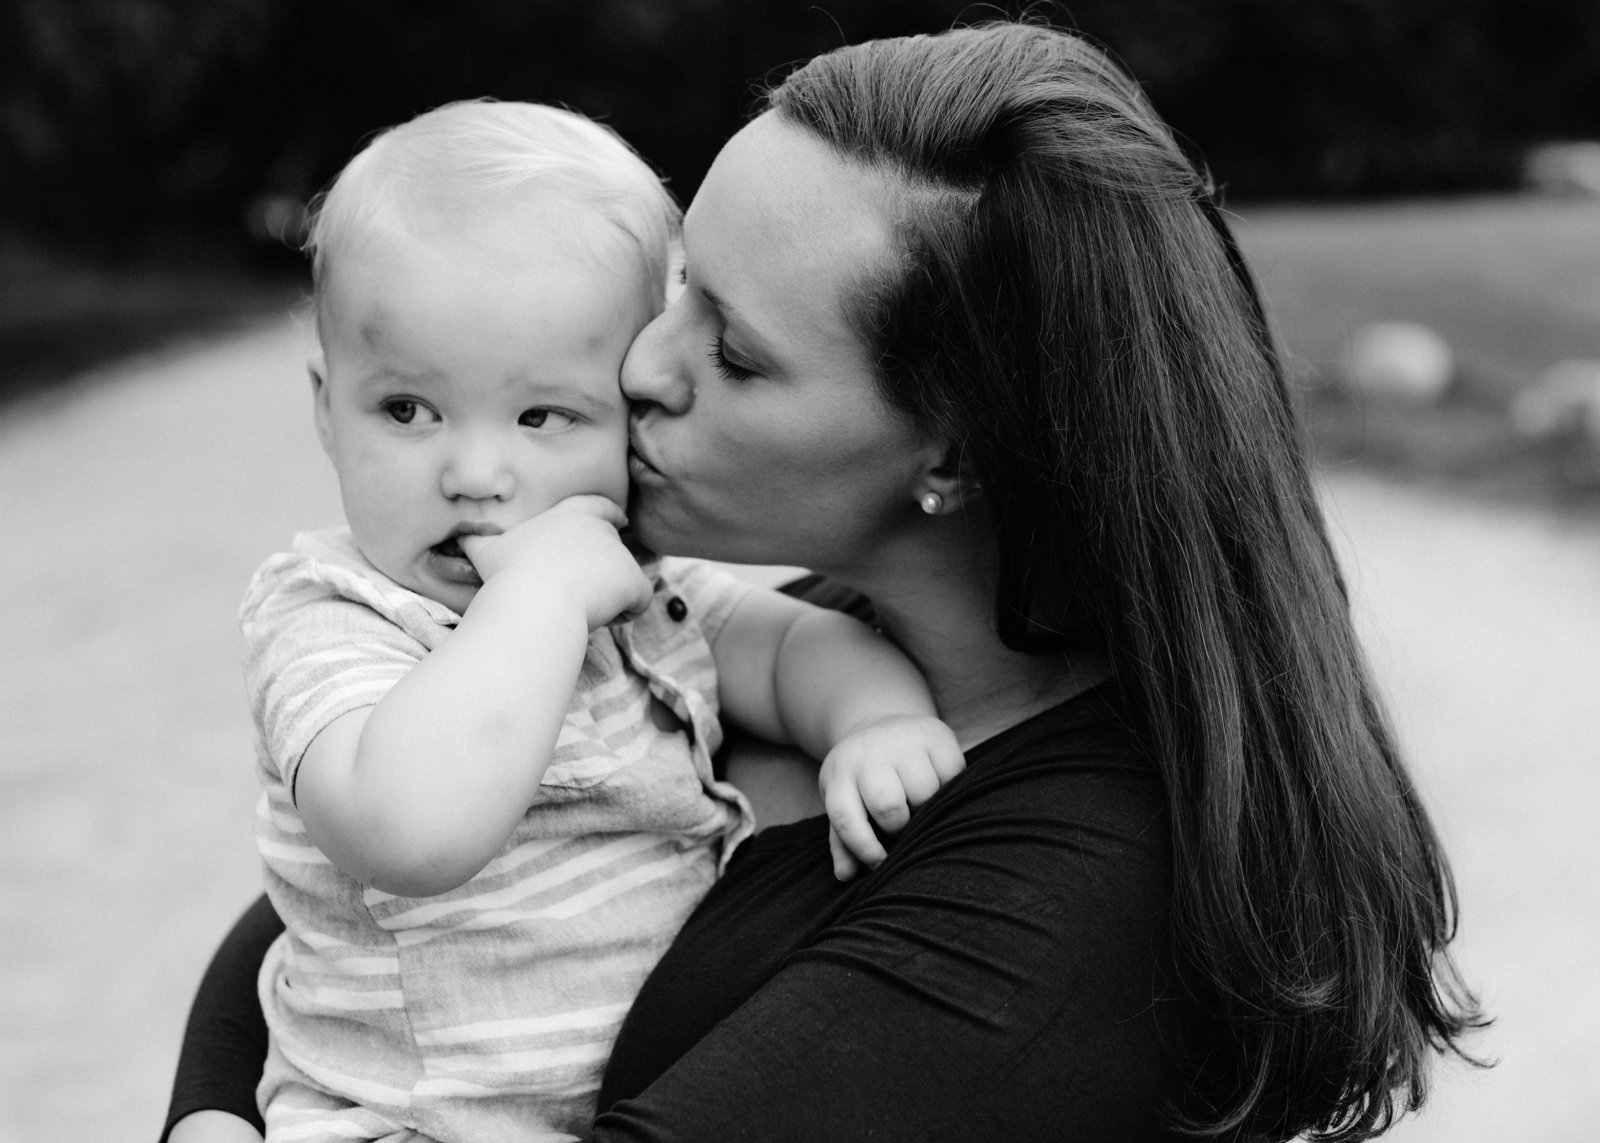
[307,355,335,457]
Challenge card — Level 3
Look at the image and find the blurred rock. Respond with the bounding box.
[1524,141,1600,196]
[1343,321,1454,403]
[1510,359,1600,443]
[244,193,308,249]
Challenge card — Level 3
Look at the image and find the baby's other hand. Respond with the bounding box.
[459,495,652,629]
[818,715,965,880]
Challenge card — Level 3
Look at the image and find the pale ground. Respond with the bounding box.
[1,314,1597,1141]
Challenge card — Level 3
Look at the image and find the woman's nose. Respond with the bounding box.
[621,305,695,416]
[440,436,514,501]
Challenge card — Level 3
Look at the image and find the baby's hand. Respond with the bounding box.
[459,495,653,630]
[817,715,965,880]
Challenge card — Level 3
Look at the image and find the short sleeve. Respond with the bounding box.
[240,545,443,794]
[655,559,756,647]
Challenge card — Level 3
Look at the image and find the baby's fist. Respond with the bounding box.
[818,715,964,880]
[460,496,651,629]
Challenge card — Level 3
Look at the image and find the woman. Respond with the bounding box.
[166,21,1480,1142]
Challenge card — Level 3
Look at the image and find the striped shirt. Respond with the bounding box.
[242,529,754,1143]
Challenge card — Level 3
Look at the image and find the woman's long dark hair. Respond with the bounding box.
[769,22,1482,1142]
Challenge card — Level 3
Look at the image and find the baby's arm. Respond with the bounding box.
[710,588,964,879]
[296,497,651,897]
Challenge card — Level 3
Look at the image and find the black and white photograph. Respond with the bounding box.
[3,2,1597,1140]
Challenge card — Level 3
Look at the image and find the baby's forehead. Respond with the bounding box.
[446,369,628,413]
[320,223,656,334]
[340,199,653,273]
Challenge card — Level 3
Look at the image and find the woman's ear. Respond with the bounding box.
[307,355,335,459]
[915,442,981,517]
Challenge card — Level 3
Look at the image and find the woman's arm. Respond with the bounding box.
[166,1111,264,1143]
[156,573,854,1143]
[155,739,826,1143]
[159,895,282,1143]
[154,729,819,1143]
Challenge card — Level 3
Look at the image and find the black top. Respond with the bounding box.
[162,580,1193,1141]
[588,684,1188,1141]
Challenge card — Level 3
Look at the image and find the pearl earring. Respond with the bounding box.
[920,492,944,516]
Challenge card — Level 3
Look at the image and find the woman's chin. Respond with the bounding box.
[630,479,789,565]
[625,507,685,558]
[629,508,723,562]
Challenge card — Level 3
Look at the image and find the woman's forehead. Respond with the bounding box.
[684,115,898,333]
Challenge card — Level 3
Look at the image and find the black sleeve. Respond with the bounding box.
[159,894,283,1142]
[773,572,875,624]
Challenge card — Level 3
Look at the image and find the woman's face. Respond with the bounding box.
[623,113,940,572]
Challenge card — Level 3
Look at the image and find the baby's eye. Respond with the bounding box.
[519,408,577,430]
[382,398,435,425]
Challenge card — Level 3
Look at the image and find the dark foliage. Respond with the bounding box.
[2,0,1598,252]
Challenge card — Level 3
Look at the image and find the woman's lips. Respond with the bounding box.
[628,433,667,484]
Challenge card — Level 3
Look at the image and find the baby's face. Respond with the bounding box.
[312,230,654,614]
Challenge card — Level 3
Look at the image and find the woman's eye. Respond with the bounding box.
[519,408,576,430]
[708,336,757,382]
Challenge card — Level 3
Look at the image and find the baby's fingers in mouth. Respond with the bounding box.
[455,533,495,561]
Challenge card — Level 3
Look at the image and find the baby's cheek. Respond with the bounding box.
[592,430,634,504]
[606,451,633,502]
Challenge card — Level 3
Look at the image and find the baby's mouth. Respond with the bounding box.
[431,522,503,563]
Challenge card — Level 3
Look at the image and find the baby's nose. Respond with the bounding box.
[441,441,514,500]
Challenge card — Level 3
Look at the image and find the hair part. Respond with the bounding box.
[768,22,1484,1142]
[303,99,680,320]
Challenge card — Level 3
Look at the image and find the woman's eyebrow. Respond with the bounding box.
[698,282,778,364]
[698,283,735,316]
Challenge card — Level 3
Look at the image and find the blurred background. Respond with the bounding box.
[7,0,1600,495]
[2,1,1598,1140]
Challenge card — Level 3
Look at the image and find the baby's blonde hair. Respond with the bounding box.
[304,99,680,308]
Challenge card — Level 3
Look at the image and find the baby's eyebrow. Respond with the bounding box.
[511,380,617,415]
[355,366,446,392]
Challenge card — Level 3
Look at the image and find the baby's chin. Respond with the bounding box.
[416,576,481,616]
[419,580,479,615]
[372,554,481,615]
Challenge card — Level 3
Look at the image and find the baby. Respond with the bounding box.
[241,100,963,1143]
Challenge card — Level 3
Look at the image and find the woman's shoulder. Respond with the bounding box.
[892,681,1171,898]
[961,681,1159,800]
[741,681,1168,912]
